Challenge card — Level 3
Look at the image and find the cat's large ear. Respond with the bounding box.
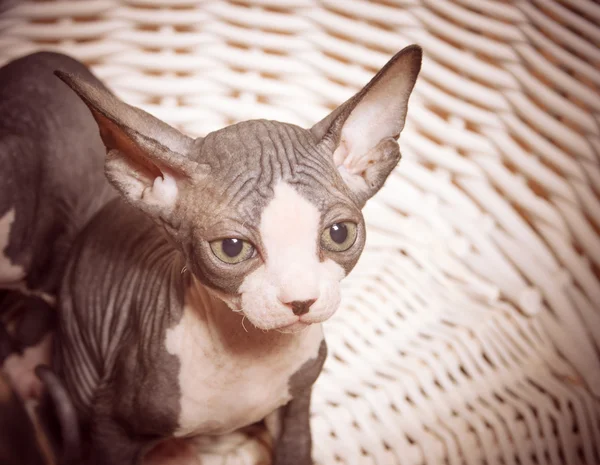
[311,45,422,207]
[55,71,202,220]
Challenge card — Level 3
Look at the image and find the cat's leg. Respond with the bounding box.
[0,206,28,287]
[271,387,314,465]
[1,293,55,401]
[86,415,154,465]
[143,437,200,465]
[0,137,36,291]
[270,338,327,465]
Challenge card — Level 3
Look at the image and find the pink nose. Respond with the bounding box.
[284,299,316,316]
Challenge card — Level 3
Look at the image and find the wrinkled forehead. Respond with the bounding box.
[200,120,344,204]
[195,120,351,216]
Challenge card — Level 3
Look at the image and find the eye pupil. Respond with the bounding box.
[222,238,243,257]
[320,221,357,253]
[330,223,348,244]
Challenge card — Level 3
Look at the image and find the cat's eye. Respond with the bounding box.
[321,222,357,252]
[210,238,255,264]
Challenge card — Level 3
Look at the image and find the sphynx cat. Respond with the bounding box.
[55,45,422,465]
[0,52,115,402]
[0,50,116,464]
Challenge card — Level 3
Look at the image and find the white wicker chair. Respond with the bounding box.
[1,1,599,464]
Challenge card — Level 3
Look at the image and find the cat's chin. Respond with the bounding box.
[275,321,311,334]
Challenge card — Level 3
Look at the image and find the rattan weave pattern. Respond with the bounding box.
[1,1,599,464]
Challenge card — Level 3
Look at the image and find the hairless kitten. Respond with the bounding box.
[55,45,422,465]
[0,51,114,297]
[0,52,115,403]
[0,51,114,465]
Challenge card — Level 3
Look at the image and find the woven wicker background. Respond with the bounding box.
[1,1,599,464]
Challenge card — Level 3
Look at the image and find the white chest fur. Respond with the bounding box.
[165,285,324,437]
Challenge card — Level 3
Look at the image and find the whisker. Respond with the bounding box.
[181,266,188,275]
[241,316,249,333]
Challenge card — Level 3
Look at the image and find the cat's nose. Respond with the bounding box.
[285,299,317,316]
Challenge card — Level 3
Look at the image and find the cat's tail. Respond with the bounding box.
[36,365,81,465]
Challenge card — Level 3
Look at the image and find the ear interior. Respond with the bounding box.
[312,45,422,204]
[334,48,421,164]
[55,70,196,176]
[55,70,201,216]
[94,111,163,181]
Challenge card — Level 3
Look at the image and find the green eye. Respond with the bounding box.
[210,238,255,264]
[321,222,357,252]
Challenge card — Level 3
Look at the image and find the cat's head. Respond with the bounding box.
[57,45,422,333]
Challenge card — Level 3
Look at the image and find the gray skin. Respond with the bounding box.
[55,45,422,465]
[0,52,111,465]
[0,52,115,353]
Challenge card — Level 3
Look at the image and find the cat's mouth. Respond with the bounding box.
[200,278,339,331]
[238,296,338,332]
[276,321,311,334]
[253,310,333,332]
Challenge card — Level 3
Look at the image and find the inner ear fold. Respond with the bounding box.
[311,45,422,206]
[55,70,202,217]
[94,111,164,181]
